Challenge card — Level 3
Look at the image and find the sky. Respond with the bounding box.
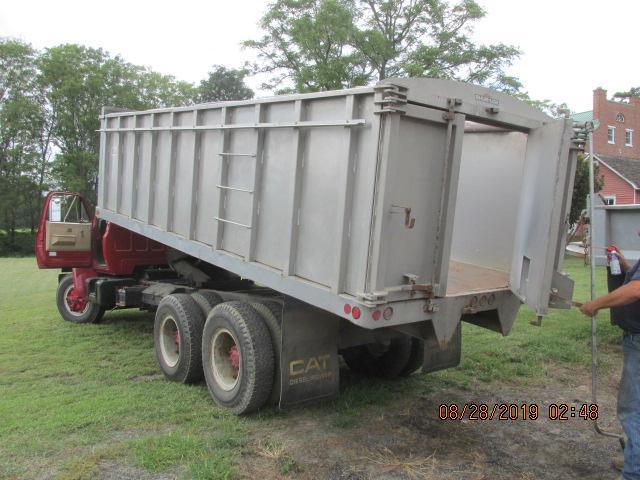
[1,0,638,113]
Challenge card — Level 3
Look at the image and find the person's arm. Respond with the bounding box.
[579,280,640,316]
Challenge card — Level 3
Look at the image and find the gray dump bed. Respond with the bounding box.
[97,78,577,344]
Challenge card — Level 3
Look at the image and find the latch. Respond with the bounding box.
[443,97,462,121]
[390,204,415,229]
[403,273,434,298]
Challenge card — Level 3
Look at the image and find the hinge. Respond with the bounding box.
[374,84,408,114]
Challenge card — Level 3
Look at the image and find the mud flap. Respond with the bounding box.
[423,323,461,374]
[278,297,340,408]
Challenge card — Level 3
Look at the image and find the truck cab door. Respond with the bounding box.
[36,192,93,269]
[509,119,576,315]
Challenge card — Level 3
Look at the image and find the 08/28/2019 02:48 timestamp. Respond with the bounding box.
[438,403,600,421]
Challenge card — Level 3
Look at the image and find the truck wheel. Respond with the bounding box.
[202,301,274,415]
[56,275,105,324]
[342,336,412,379]
[400,338,425,376]
[154,294,205,384]
[191,290,223,316]
[250,301,282,405]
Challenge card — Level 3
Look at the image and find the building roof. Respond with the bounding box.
[572,110,593,123]
[597,155,640,189]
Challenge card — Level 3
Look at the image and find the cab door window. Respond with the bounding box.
[49,194,90,223]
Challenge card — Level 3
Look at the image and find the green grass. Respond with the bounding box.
[0,256,620,478]
[0,258,245,479]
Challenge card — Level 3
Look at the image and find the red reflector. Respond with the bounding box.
[343,304,352,315]
[383,307,393,320]
[352,307,361,319]
[372,310,381,321]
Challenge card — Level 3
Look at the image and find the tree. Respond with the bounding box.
[614,87,640,100]
[198,66,254,102]
[357,0,520,89]
[244,0,370,92]
[245,0,522,93]
[570,154,603,226]
[134,69,196,109]
[0,39,48,246]
[38,44,196,203]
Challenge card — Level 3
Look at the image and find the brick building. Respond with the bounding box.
[573,88,640,204]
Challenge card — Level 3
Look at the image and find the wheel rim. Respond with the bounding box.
[159,315,180,368]
[210,328,240,391]
[63,284,90,316]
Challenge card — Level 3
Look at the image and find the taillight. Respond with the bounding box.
[352,307,361,320]
[372,310,381,321]
[343,304,352,315]
[383,306,393,320]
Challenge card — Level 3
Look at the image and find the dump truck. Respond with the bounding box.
[36,78,580,414]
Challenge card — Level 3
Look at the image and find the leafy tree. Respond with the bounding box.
[244,0,370,92]
[357,0,520,90]
[38,44,196,203]
[38,45,127,202]
[614,87,640,100]
[0,39,48,246]
[134,69,196,109]
[570,154,603,226]
[245,0,522,93]
[198,65,254,102]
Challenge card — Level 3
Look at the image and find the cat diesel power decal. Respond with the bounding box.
[288,354,334,386]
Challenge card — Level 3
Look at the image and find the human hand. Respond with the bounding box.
[579,301,599,317]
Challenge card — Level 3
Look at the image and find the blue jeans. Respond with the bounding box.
[619,333,640,480]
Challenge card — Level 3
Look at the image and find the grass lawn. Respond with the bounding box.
[0,256,621,479]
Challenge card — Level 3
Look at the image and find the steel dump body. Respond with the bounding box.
[97,78,577,344]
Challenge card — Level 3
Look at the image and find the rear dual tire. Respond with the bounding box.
[191,290,223,316]
[154,294,205,384]
[202,301,275,415]
[154,293,279,414]
[400,338,425,377]
[342,336,424,378]
[249,301,283,405]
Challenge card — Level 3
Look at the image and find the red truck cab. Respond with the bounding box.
[36,191,167,322]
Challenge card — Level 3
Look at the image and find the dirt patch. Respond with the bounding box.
[95,460,177,480]
[244,363,624,479]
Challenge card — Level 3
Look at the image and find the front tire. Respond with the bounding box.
[202,301,274,415]
[154,294,205,384]
[56,275,105,324]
